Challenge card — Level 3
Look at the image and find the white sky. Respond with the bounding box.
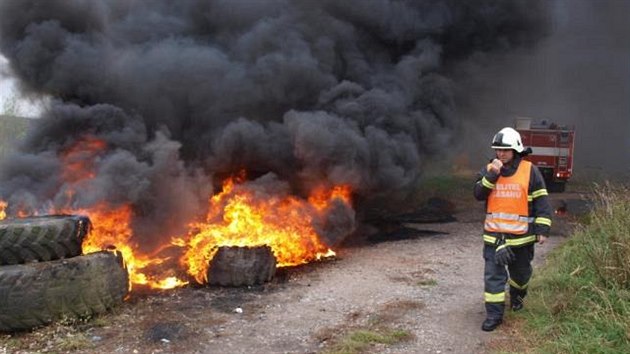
[0,55,45,117]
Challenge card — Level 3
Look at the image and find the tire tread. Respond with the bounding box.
[0,215,90,265]
[0,251,129,331]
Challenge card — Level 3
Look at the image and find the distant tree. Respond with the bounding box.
[0,94,30,160]
[1,91,23,116]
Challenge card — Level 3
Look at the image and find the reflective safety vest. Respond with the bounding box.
[484,160,532,235]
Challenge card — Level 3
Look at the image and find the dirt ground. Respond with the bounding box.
[0,191,587,354]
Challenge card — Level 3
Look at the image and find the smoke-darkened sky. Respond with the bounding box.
[0,0,553,244]
[456,0,630,176]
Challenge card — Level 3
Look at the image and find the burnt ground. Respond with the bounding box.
[0,190,589,354]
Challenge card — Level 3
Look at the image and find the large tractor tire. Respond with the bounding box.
[0,251,129,331]
[208,246,277,287]
[0,215,91,265]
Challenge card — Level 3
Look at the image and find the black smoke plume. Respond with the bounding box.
[0,0,550,246]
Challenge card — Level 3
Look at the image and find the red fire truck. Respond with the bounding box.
[515,118,575,193]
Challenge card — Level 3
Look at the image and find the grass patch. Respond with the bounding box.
[318,300,421,354]
[406,171,477,213]
[417,173,473,200]
[55,331,94,352]
[510,183,630,353]
[326,329,412,354]
[0,321,96,353]
[416,278,438,287]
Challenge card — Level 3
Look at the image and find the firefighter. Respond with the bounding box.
[474,127,552,332]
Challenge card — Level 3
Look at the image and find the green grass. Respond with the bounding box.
[511,183,630,353]
[319,300,420,354]
[406,171,476,213]
[55,332,94,352]
[416,278,438,287]
[417,173,472,200]
[324,329,412,354]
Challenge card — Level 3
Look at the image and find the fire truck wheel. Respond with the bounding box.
[207,246,277,287]
[0,251,129,332]
[0,215,90,265]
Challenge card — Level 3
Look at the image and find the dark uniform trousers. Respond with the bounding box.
[483,241,534,319]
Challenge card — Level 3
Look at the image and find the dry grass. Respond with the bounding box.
[416,278,438,286]
[485,317,535,353]
[583,183,630,288]
[511,183,630,353]
[388,268,437,287]
[326,329,412,354]
[0,288,232,354]
[318,299,422,354]
[1,320,96,353]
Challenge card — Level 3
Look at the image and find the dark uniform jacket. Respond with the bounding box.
[474,155,552,247]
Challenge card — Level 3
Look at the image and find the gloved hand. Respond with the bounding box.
[495,238,515,266]
[487,159,503,175]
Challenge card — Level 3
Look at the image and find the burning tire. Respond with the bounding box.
[208,246,276,287]
[0,251,129,332]
[0,215,90,265]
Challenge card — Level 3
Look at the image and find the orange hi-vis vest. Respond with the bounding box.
[485,160,533,235]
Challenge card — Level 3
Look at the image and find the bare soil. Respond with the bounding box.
[0,191,586,354]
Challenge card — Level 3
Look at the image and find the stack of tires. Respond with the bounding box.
[0,215,129,331]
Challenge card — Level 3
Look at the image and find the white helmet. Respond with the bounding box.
[491,127,524,153]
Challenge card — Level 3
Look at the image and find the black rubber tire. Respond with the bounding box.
[0,251,129,332]
[208,246,277,287]
[0,215,91,265]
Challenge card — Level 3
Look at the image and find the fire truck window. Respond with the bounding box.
[560,132,569,143]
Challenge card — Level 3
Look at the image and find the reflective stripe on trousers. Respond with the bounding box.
[483,234,537,247]
[483,244,535,319]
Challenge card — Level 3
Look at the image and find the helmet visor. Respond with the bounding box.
[491,133,511,148]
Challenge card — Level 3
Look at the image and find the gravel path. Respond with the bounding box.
[1,193,576,354]
[194,194,569,354]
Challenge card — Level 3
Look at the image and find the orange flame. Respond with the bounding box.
[180,177,352,284]
[7,135,354,292]
[62,137,106,184]
[0,200,7,221]
[55,136,188,290]
[309,185,353,211]
[74,204,188,290]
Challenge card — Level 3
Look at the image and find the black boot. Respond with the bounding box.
[510,290,526,311]
[511,295,524,311]
[481,317,503,332]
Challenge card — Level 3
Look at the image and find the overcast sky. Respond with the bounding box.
[0,55,44,117]
[457,0,630,174]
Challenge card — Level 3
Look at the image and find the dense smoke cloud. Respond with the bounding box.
[0,0,550,244]
[456,0,630,175]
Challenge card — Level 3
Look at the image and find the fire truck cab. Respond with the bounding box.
[515,118,575,193]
